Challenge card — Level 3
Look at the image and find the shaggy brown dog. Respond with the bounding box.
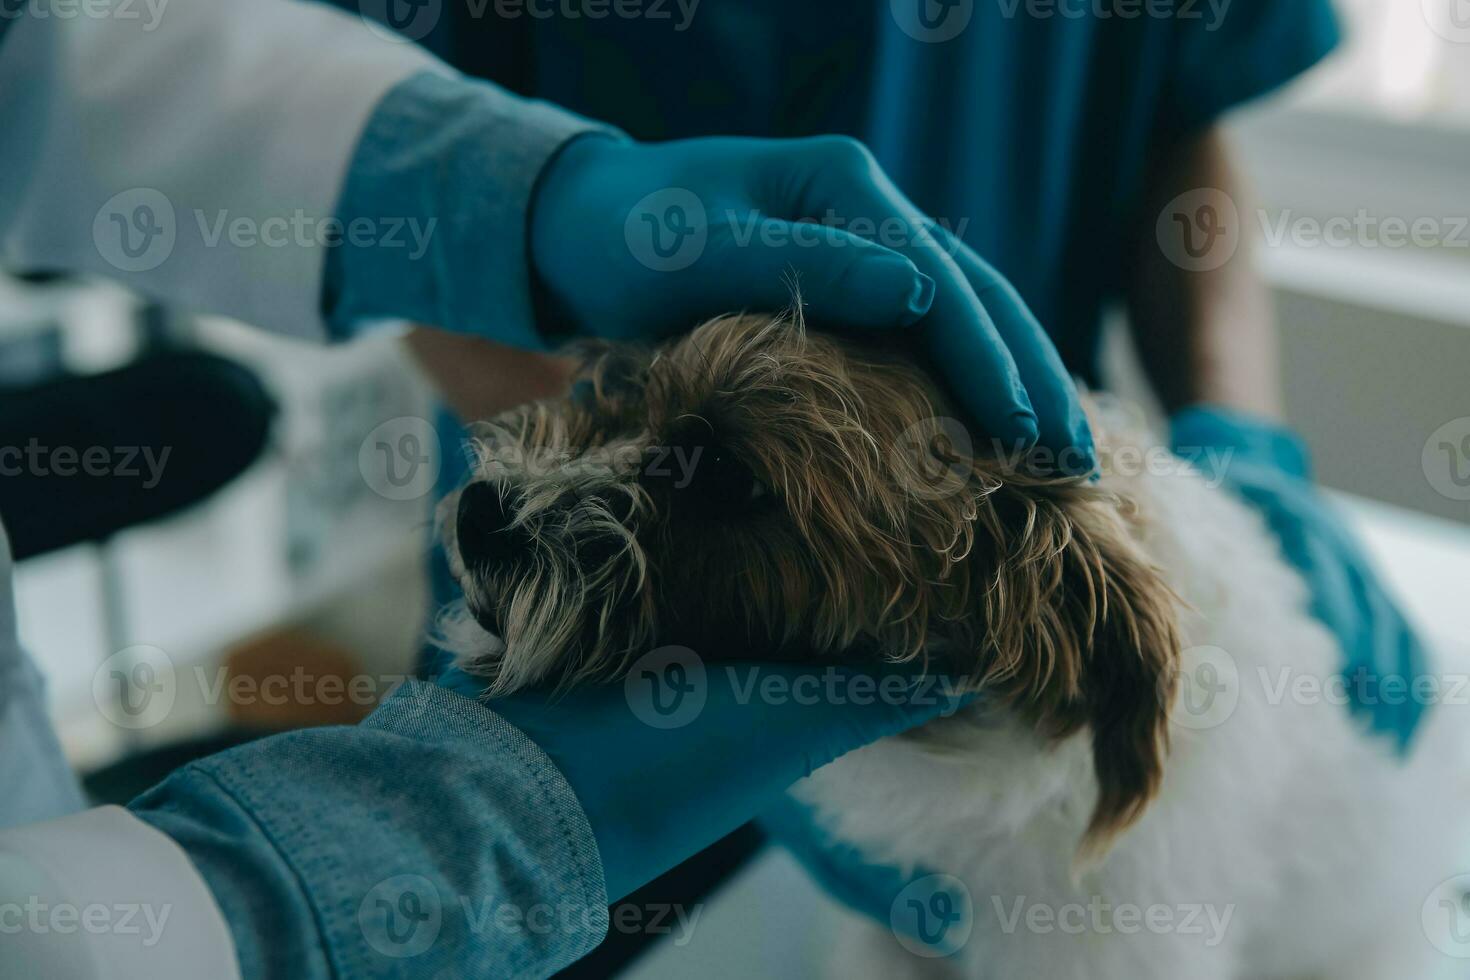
[442,311,1181,853]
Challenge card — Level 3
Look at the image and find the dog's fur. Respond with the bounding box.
[440,311,1465,978]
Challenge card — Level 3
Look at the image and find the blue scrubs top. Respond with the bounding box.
[435,0,1339,384]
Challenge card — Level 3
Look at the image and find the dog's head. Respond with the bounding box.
[443,311,1181,852]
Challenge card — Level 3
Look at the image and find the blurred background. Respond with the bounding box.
[1,0,1466,973]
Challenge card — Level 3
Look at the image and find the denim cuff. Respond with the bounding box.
[133,681,607,979]
[1169,403,1313,482]
[324,70,609,345]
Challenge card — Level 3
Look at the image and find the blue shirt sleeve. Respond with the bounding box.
[130,681,609,979]
[1156,0,1340,139]
[324,70,612,346]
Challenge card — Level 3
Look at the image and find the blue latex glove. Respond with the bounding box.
[436,660,973,903]
[1171,404,1429,750]
[530,134,1095,471]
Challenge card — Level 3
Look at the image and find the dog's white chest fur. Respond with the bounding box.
[793,439,1464,980]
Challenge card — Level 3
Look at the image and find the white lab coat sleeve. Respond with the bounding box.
[0,0,441,341]
[0,805,241,979]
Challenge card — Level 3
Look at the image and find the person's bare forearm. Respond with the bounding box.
[404,326,577,422]
[1127,127,1281,418]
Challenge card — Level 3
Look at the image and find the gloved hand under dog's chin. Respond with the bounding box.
[1170,404,1430,751]
[436,659,976,905]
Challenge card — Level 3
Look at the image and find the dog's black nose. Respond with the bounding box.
[457,482,527,569]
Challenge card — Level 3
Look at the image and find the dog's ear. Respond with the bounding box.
[559,341,652,435]
[967,478,1182,861]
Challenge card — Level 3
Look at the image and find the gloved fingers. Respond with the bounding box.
[917,270,1042,453]
[929,224,1096,474]
[776,662,980,767]
[692,215,936,329]
[766,136,1040,449]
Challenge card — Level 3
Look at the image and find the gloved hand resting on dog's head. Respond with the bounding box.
[529,134,1096,475]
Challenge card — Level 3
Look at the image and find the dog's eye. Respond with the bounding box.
[681,445,764,512]
[647,421,772,515]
